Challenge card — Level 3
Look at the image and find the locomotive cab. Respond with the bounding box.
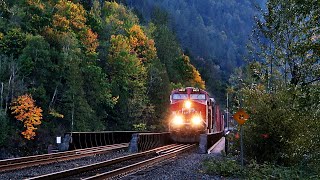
[169,87,210,143]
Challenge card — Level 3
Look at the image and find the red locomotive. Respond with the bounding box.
[169,87,224,143]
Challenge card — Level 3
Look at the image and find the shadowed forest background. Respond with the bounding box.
[0,1,319,176]
[0,0,260,154]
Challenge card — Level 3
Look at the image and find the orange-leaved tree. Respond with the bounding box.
[10,94,43,140]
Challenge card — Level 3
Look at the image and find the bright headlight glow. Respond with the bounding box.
[172,115,184,125]
[184,100,192,109]
[191,116,202,125]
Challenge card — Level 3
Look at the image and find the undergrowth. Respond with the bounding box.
[203,157,319,179]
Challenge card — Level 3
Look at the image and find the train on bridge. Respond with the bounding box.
[169,87,224,143]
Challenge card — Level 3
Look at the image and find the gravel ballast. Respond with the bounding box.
[0,149,130,180]
[123,137,227,180]
[122,149,223,180]
[0,141,226,180]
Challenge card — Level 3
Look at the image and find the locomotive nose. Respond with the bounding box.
[184,100,192,109]
[172,115,184,126]
[191,115,202,125]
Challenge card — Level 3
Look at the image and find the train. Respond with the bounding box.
[169,87,224,143]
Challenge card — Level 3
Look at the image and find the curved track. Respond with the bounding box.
[0,143,128,172]
[27,144,196,180]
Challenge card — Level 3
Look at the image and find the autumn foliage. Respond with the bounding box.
[10,94,43,140]
[0,1,206,147]
[128,25,157,63]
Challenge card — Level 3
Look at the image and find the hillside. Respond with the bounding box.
[126,0,266,71]
[0,0,204,155]
[125,0,266,102]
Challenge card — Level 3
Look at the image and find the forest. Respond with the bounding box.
[124,0,266,102]
[221,0,319,177]
[0,0,204,156]
[0,0,319,177]
[129,0,319,176]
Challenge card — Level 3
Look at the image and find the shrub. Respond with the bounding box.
[133,123,147,131]
[203,157,319,179]
[203,158,242,177]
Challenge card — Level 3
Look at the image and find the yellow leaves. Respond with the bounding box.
[10,94,43,140]
[116,20,124,26]
[53,0,86,31]
[26,0,45,10]
[21,129,36,140]
[128,25,157,63]
[129,25,146,43]
[50,0,99,56]
[227,87,235,94]
[110,1,119,9]
[256,84,266,92]
[53,14,70,31]
[49,109,64,118]
[191,68,205,89]
[112,96,119,104]
[81,29,99,54]
[178,54,205,89]
[110,34,131,54]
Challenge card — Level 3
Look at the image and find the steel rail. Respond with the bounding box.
[156,144,191,155]
[84,144,196,180]
[26,144,179,180]
[0,143,128,172]
[0,143,128,165]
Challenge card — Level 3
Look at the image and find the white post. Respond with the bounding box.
[56,136,61,144]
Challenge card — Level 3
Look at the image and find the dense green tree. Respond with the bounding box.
[228,0,319,173]
[229,64,319,170]
[126,0,262,72]
[97,2,196,130]
[174,54,205,89]
[152,23,180,82]
[0,0,206,156]
[107,34,148,129]
[146,59,170,129]
[150,9,205,89]
[250,0,319,87]
[19,35,55,105]
[0,28,26,58]
[82,65,115,124]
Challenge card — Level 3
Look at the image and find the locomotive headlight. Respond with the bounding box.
[184,100,192,109]
[172,115,184,126]
[191,116,202,125]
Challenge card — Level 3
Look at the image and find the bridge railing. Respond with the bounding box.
[129,132,172,153]
[59,131,137,151]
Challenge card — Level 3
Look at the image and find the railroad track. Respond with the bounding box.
[26,144,196,180]
[0,143,129,173]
